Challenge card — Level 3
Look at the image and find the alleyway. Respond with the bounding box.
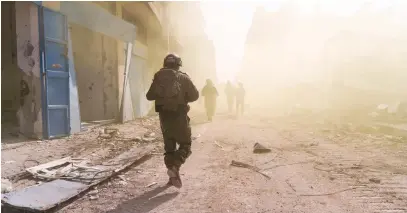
[2,107,407,213]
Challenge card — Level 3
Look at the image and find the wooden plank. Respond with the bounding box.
[25,157,71,174]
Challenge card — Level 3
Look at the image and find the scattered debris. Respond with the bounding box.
[98,127,120,139]
[214,141,223,149]
[285,176,296,192]
[25,157,73,179]
[253,142,271,154]
[4,161,16,164]
[146,182,157,188]
[2,146,154,212]
[1,179,13,193]
[230,160,271,180]
[192,134,201,140]
[298,186,360,197]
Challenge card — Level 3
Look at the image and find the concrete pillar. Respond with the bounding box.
[115,2,125,111]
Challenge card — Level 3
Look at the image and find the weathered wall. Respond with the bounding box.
[1,2,20,129]
[14,2,42,138]
[70,23,118,122]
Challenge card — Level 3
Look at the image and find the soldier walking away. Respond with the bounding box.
[235,82,245,117]
[201,79,219,122]
[225,80,235,113]
[146,53,199,188]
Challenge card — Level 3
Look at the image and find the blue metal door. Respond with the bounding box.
[39,7,70,138]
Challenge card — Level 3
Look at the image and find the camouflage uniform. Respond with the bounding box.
[146,69,199,171]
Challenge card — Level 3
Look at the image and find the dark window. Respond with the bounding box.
[122,8,147,45]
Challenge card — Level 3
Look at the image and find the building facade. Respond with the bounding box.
[1,1,208,140]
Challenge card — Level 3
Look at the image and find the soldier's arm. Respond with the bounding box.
[183,75,199,102]
[146,73,158,101]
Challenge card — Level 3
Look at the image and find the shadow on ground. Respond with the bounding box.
[106,185,178,213]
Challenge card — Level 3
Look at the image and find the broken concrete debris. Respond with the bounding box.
[98,127,120,139]
[253,142,271,154]
[146,182,157,188]
[142,137,156,142]
[1,179,13,193]
[89,195,99,200]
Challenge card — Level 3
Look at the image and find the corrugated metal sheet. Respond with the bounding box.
[60,1,136,42]
[2,179,88,211]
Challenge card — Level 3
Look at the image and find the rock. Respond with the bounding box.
[4,160,16,164]
[1,179,13,193]
[88,189,99,195]
[253,142,271,154]
[369,178,381,184]
[144,132,155,137]
[142,137,155,142]
[89,195,99,200]
[133,136,142,142]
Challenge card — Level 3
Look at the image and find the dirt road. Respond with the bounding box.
[57,111,407,213]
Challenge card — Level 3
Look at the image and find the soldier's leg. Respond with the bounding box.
[174,114,192,168]
[159,113,177,169]
[163,136,177,169]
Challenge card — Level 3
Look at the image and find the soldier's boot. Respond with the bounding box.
[167,166,182,188]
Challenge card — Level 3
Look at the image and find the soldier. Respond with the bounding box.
[146,53,199,188]
[201,79,219,122]
[225,81,235,113]
[235,82,245,116]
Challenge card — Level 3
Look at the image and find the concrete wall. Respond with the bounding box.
[65,1,120,122]
[14,2,43,139]
[70,23,119,121]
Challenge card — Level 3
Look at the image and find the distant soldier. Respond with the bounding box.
[201,79,219,122]
[146,53,199,188]
[225,80,235,113]
[235,82,245,116]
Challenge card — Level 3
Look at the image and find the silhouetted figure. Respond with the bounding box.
[235,82,245,116]
[225,81,235,113]
[201,79,219,122]
[146,53,199,188]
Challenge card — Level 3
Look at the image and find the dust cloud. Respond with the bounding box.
[232,2,407,120]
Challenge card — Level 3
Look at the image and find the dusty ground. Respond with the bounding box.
[2,106,407,213]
